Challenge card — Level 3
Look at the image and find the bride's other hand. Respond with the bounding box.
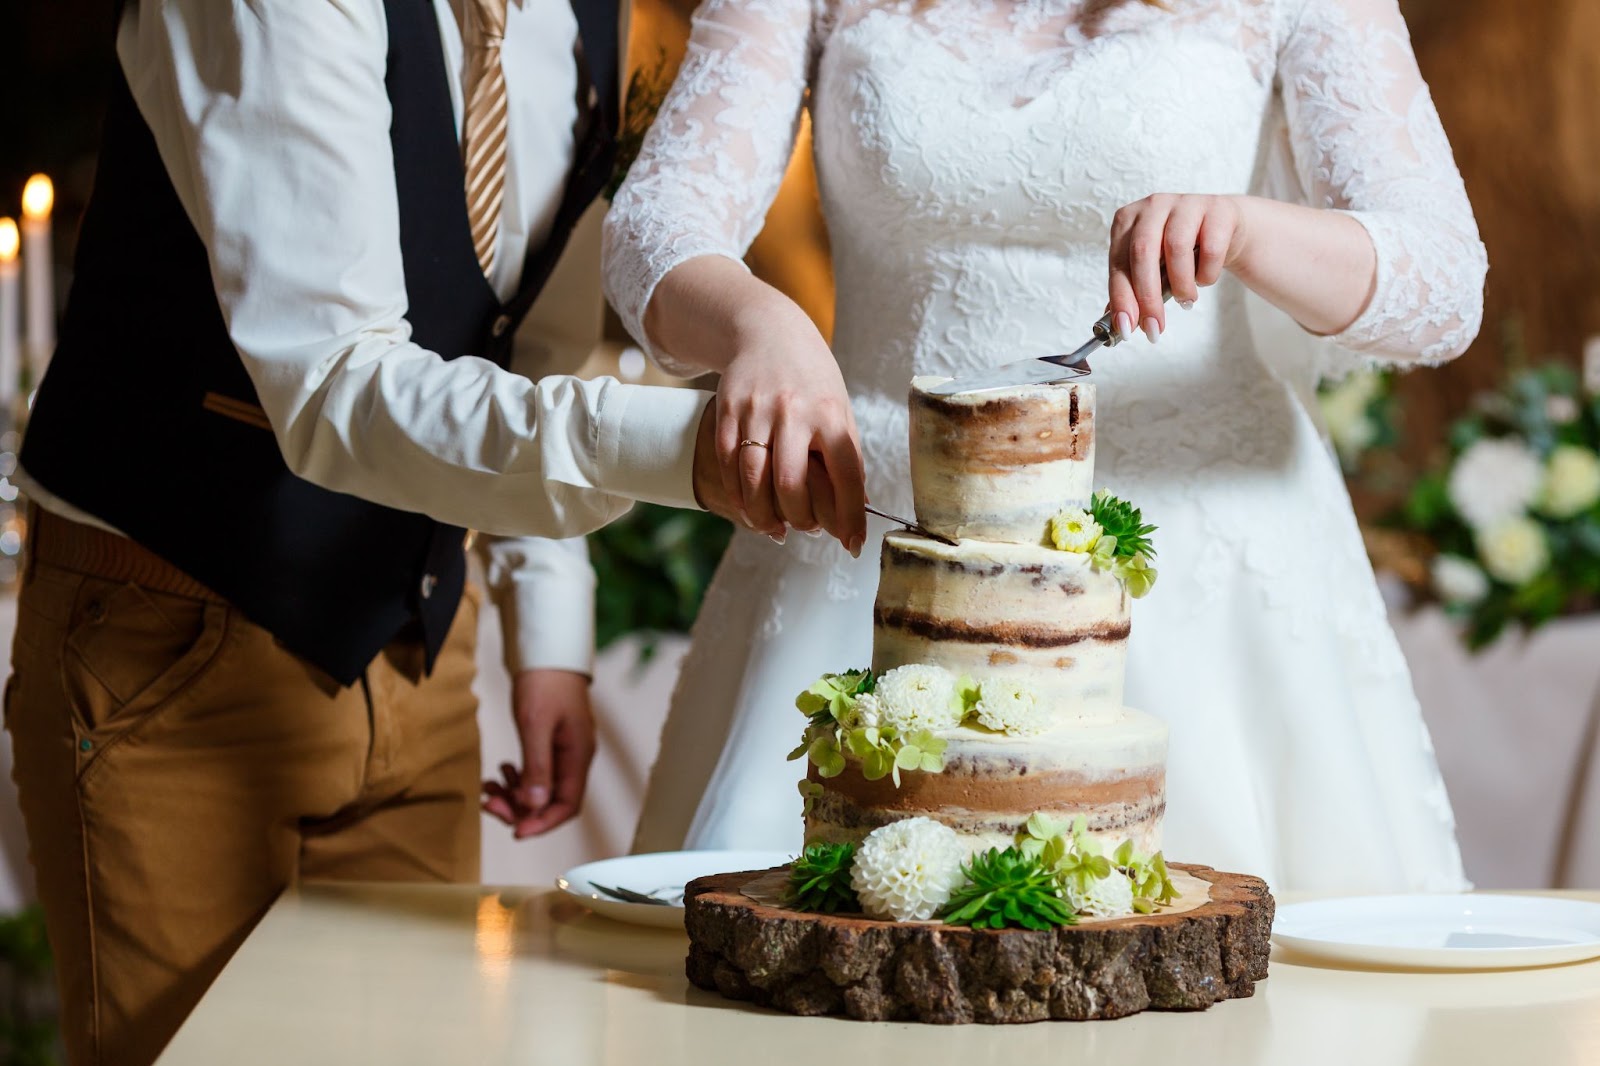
[1107,193,1245,343]
[646,256,868,555]
[1108,194,1381,344]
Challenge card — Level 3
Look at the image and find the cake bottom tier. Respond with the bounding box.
[804,708,1168,855]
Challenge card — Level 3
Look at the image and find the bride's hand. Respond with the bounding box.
[1107,193,1249,343]
[714,300,867,555]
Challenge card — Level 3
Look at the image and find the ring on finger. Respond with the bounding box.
[739,439,770,450]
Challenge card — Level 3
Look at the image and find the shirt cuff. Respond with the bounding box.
[594,382,710,512]
[484,535,597,676]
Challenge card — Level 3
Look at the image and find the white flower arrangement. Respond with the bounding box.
[973,679,1049,737]
[849,817,969,922]
[1537,445,1600,519]
[1446,437,1544,532]
[1431,553,1490,607]
[1318,368,1387,469]
[875,664,965,734]
[1476,515,1551,587]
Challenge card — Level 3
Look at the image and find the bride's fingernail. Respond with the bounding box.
[1179,299,1196,311]
[768,532,787,546]
[803,528,824,538]
[1143,317,1161,343]
[1115,312,1135,341]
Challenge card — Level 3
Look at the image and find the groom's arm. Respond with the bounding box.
[116,0,707,538]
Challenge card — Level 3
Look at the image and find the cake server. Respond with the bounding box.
[927,287,1174,397]
[864,503,958,546]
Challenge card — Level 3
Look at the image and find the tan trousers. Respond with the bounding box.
[5,512,483,1066]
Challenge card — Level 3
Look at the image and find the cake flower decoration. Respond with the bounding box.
[1049,490,1161,598]
[973,679,1049,737]
[849,817,969,922]
[789,666,949,785]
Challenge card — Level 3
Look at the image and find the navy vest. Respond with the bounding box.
[22,0,619,685]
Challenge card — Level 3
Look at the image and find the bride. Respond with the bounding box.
[603,0,1486,892]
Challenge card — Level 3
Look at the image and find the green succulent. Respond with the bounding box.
[786,842,861,914]
[1090,490,1158,562]
[943,847,1077,930]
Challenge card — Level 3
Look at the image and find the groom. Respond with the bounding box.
[6,2,840,1063]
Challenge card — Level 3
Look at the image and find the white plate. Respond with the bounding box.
[1273,894,1600,970]
[556,850,794,929]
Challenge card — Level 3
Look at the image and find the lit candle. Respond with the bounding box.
[0,219,17,405]
[20,174,54,383]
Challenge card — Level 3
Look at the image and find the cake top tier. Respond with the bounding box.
[909,376,1095,545]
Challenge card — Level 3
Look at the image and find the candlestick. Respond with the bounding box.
[21,174,54,386]
[0,219,17,407]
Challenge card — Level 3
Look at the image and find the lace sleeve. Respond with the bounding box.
[1277,0,1487,365]
[602,0,818,375]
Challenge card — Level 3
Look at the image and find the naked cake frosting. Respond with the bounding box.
[785,376,1176,926]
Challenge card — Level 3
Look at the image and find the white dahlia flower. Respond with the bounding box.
[1431,554,1490,607]
[1446,437,1543,531]
[1537,445,1600,519]
[974,680,1050,737]
[875,664,963,734]
[1048,507,1103,553]
[848,692,882,730]
[1066,869,1136,918]
[849,817,969,922]
[1476,516,1550,587]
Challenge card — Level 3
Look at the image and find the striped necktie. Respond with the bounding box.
[462,0,509,279]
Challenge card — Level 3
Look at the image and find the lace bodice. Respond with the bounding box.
[603,0,1486,526]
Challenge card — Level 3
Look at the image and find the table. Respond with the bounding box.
[155,882,1600,1066]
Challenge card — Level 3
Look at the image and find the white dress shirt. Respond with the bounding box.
[25,0,706,675]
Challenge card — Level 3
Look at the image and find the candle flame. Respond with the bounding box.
[21,175,53,221]
[0,219,16,262]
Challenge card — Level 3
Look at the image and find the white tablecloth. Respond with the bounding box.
[0,593,1596,910]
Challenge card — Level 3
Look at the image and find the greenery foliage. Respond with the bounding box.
[787,668,949,787]
[785,842,861,914]
[588,504,733,657]
[942,847,1077,930]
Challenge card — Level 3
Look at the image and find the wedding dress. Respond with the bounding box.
[604,0,1486,892]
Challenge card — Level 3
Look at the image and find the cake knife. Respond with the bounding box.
[864,503,959,546]
[926,287,1174,397]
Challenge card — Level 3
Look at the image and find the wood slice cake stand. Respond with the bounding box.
[684,863,1273,1024]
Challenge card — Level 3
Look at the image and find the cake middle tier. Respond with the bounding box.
[873,531,1130,723]
[804,709,1169,856]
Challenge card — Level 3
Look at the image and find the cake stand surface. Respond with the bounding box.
[684,863,1273,1023]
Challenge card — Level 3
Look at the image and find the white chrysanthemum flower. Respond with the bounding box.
[849,817,969,922]
[1048,507,1103,553]
[875,664,963,734]
[848,692,881,730]
[974,680,1050,737]
[1431,554,1490,607]
[1537,445,1600,519]
[1447,438,1543,531]
[1476,516,1550,586]
[1066,869,1136,918]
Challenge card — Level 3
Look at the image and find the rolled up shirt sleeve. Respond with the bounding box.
[118,0,705,538]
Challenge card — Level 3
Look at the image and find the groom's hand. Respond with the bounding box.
[481,668,596,838]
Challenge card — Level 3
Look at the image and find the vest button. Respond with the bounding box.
[420,573,438,600]
[490,313,512,338]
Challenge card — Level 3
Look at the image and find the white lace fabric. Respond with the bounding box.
[604,0,1486,372]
